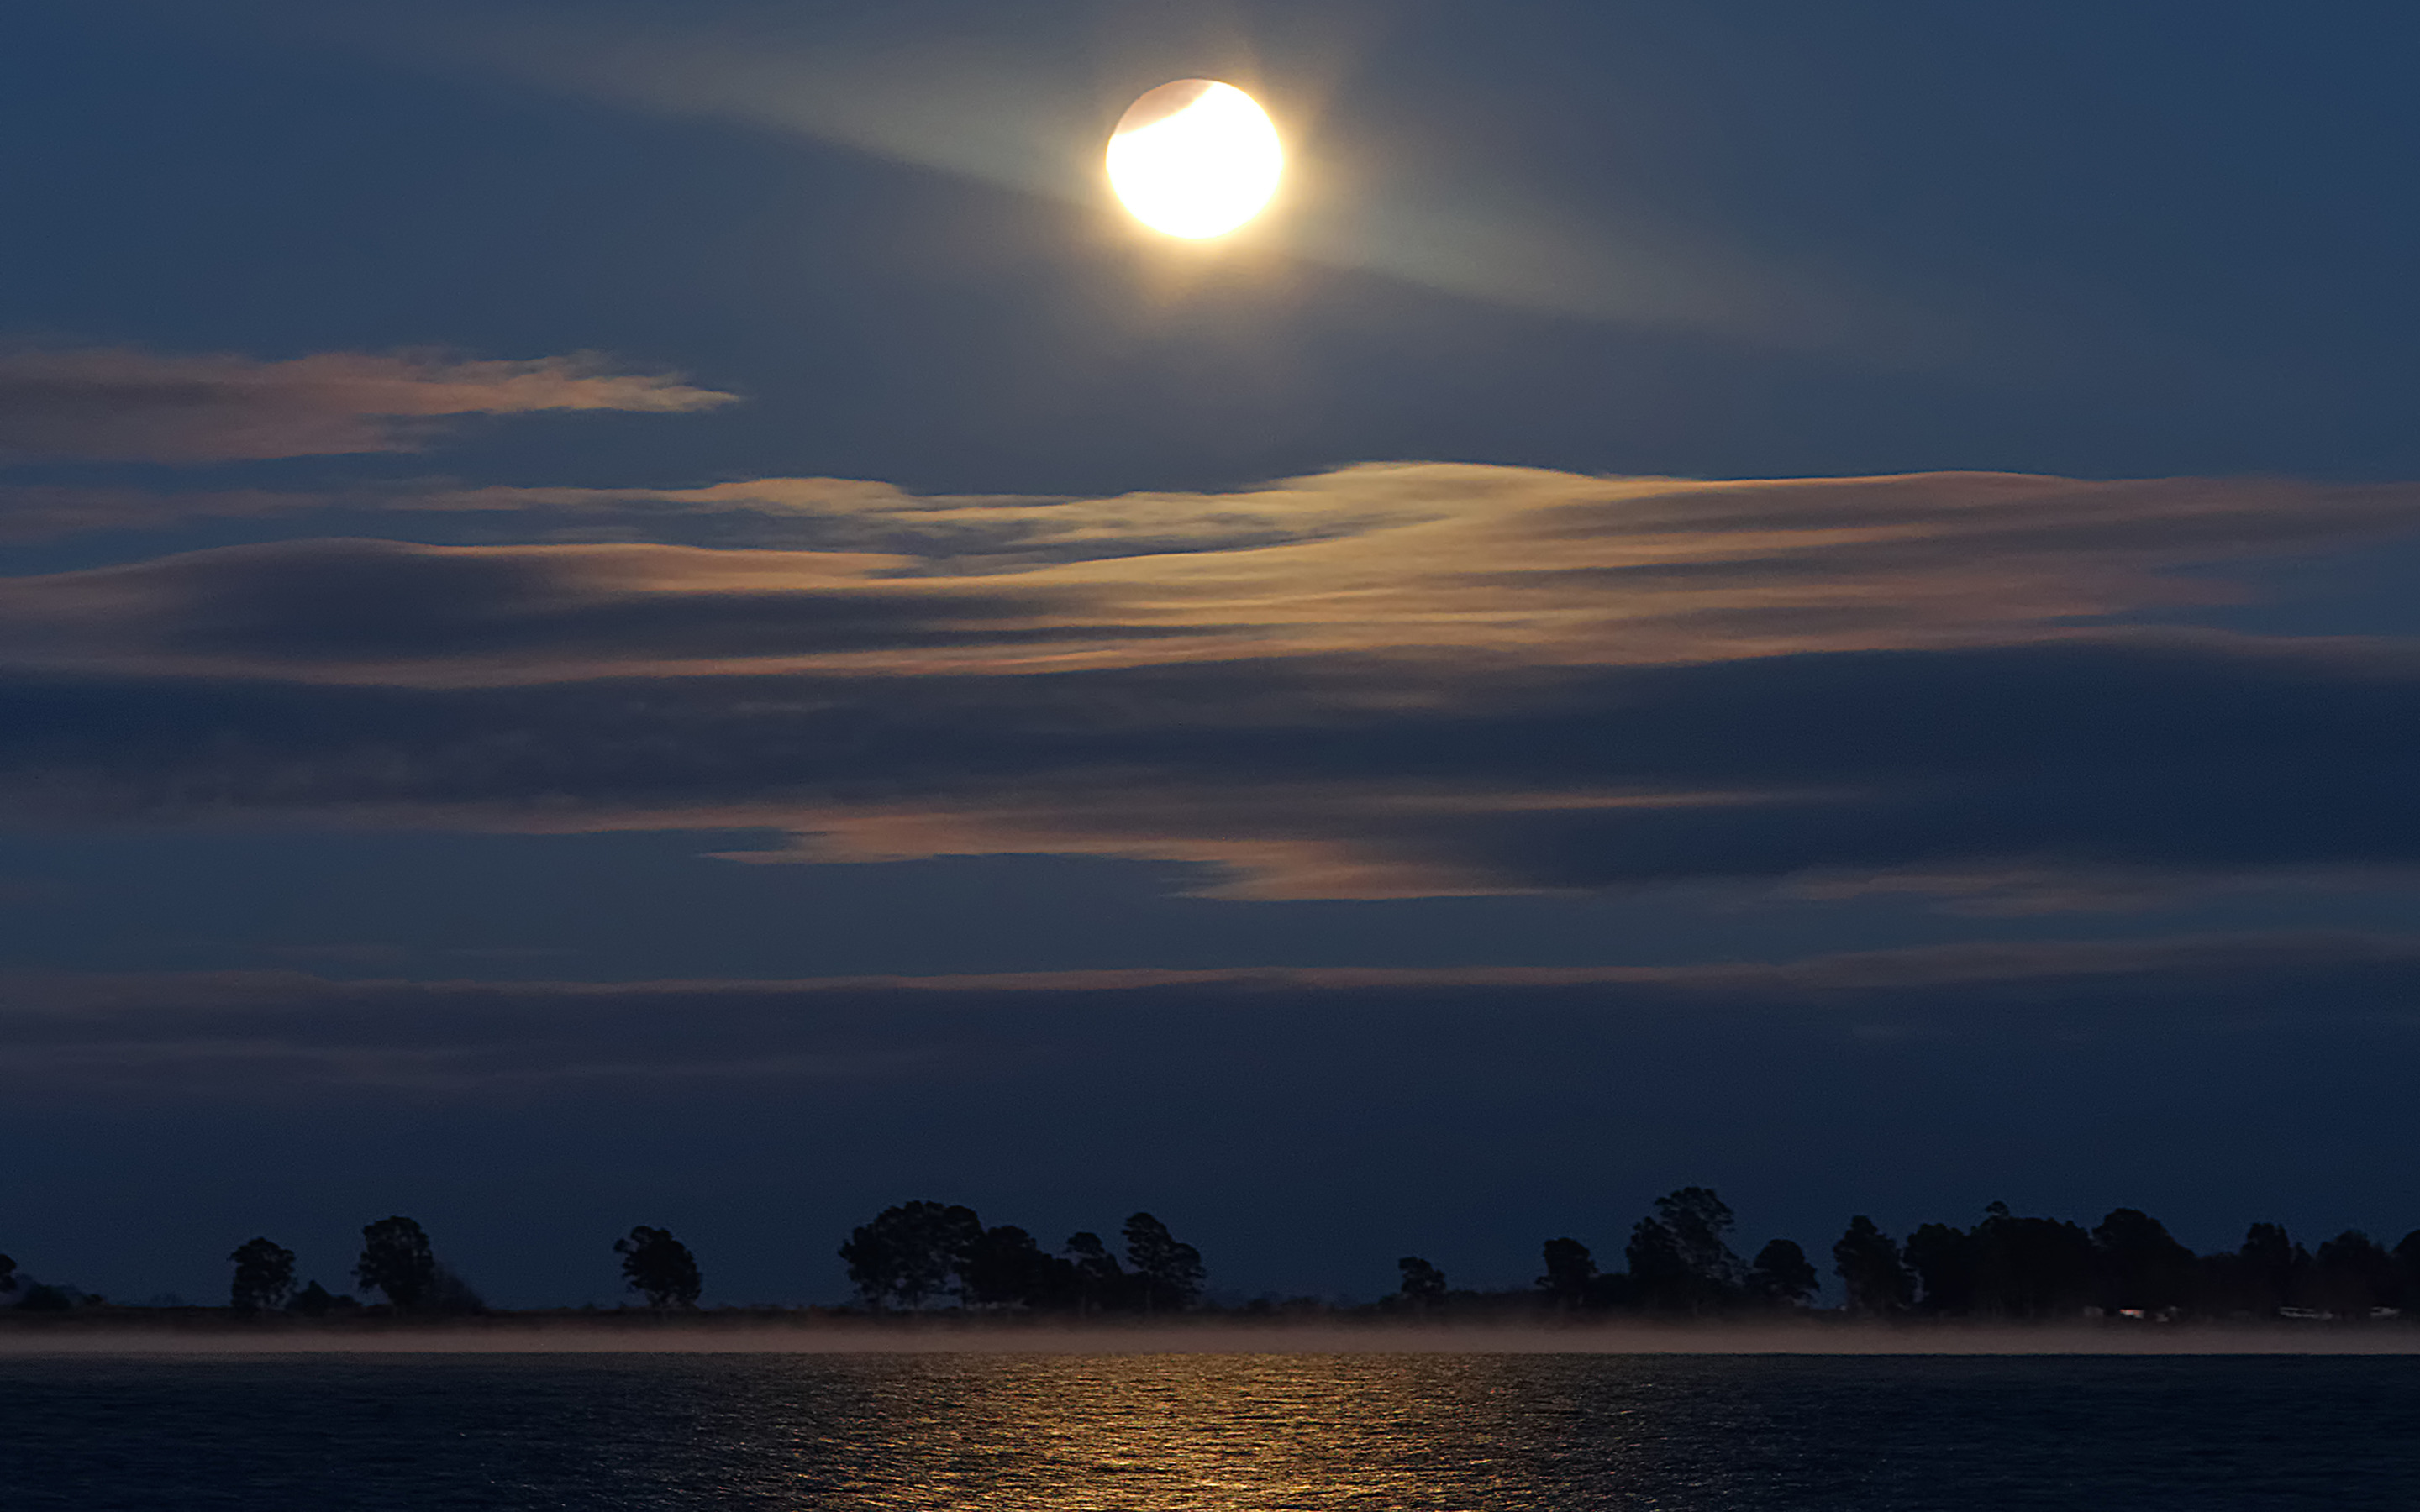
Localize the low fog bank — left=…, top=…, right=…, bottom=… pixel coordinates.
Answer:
left=4, top=1317, right=2417, bottom=1357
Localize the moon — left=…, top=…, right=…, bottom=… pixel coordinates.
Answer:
left=1107, top=81, right=1284, bottom=240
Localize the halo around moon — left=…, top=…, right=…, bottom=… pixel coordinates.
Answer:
left=1107, top=81, right=1284, bottom=239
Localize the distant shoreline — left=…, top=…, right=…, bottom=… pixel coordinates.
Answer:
left=5, top=1312, right=2417, bottom=1357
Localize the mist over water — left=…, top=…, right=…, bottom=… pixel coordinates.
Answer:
left=6, top=1320, right=2420, bottom=1356
left=8, top=1352, right=2415, bottom=1509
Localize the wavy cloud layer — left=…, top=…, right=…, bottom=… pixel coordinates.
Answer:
left=10, top=466, right=2417, bottom=680
left=4, top=465, right=2418, bottom=901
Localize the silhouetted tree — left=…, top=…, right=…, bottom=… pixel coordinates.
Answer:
left=1123, top=1212, right=1206, bottom=1313
left=2235, top=1222, right=2311, bottom=1315
left=961, top=1225, right=1065, bottom=1310
left=289, top=1280, right=355, bottom=1317
left=1628, top=1188, right=1744, bottom=1314
left=1903, top=1222, right=1975, bottom=1315
left=1624, top=1219, right=1688, bottom=1310
left=0, top=1251, right=16, bottom=1296
left=2092, top=1209, right=2195, bottom=1313
left=1833, top=1216, right=1912, bottom=1316
left=839, top=1201, right=982, bottom=1311
left=1537, top=1237, right=1596, bottom=1309
left=1970, top=1203, right=2095, bottom=1319
left=1747, top=1239, right=1819, bottom=1305
left=228, top=1237, right=296, bottom=1314
left=615, top=1226, right=702, bottom=1309
left=1661, top=1189, right=1746, bottom=1289
left=428, top=1267, right=487, bottom=1315
left=2312, top=1231, right=2396, bottom=1318
left=1397, top=1256, right=1447, bottom=1308
left=1064, top=1231, right=1123, bottom=1315
left=2396, top=1231, right=2420, bottom=1310
left=354, top=1216, right=438, bottom=1311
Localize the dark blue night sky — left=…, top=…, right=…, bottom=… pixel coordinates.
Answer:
left=3, top=0, right=2417, bottom=1307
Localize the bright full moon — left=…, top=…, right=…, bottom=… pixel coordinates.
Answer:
left=1107, top=81, right=1283, bottom=239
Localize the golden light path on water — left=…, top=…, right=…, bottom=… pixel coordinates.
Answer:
left=757, top=1355, right=1645, bottom=1509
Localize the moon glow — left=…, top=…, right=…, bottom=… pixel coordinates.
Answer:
left=1107, top=81, right=1284, bottom=239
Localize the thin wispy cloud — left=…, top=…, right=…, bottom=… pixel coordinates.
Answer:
left=0, top=347, right=735, bottom=465
left=4, top=931, right=2414, bottom=1095
left=0, top=484, right=334, bottom=543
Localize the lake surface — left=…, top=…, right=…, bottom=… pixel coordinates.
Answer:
left=4, top=1352, right=2415, bottom=1509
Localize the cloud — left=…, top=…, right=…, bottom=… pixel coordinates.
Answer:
left=4, top=465, right=2420, bottom=900
left=0, top=537, right=1163, bottom=680
left=0, top=347, right=736, bottom=465
left=3, top=931, right=2415, bottom=1095
left=2, top=638, right=2418, bottom=903
left=11, top=467, right=2420, bottom=681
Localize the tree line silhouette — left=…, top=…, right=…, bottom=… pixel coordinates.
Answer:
left=1475, top=1189, right=2420, bottom=1322
left=840, top=1203, right=1206, bottom=1315
left=0, top=1218, right=707, bottom=1317
left=6, top=1189, right=2417, bottom=1321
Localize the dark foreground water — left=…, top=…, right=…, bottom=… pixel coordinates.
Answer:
left=4, top=1352, right=2416, bottom=1509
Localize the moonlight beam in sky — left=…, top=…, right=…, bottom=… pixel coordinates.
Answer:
left=1107, top=81, right=1284, bottom=239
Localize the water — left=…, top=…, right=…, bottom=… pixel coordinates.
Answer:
left=3, top=1352, right=2415, bottom=1509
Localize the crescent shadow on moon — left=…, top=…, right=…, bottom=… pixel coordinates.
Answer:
left=1114, top=79, right=1220, bottom=135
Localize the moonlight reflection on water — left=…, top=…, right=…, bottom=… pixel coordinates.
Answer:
left=808, top=1353, right=1609, bottom=1509
left=6, top=1352, right=2417, bottom=1509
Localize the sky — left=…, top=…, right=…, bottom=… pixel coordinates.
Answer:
left=3, top=0, right=2418, bottom=1309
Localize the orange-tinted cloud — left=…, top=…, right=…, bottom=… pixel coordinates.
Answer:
left=0, top=346, right=735, bottom=464
left=8, top=466, right=2419, bottom=685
